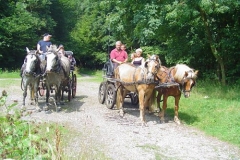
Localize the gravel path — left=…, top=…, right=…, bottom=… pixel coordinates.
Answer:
left=1, top=77, right=240, bottom=160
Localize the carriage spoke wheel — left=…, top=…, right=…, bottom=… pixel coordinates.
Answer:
left=68, top=81, right=72, bottom=102
left=130, top=92, right=139, bottom=105
left=105, top=83, right=116, bottom=109
left=72, top=74, right=77, bottom=98
left=98, top=82, right=106, bottom=104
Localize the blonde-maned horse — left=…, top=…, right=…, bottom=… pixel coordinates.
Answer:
left=44, top=45, right=70, bottom=109
left=154, top=64, right=198, bottom=124
left=21, top=48, right=41, bottom=111
left=115, top=55, right=161, bottom=126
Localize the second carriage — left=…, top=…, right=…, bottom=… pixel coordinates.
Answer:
left=98, top=60, right=139, bottom=109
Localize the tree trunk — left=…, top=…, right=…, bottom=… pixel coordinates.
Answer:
left=199, top=7, right=226, bottom=85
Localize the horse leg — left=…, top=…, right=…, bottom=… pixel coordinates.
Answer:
left=22, top=86, right=27, bottom=109
left=30, top=85, right=35, bottom=105
left=116, top=86, right=125, bottom=117
left=44, top=87, right=50, bottom=111
left=174, top=95, right=181, bottom=124
left=138, top=90, right=147, bottom=126
left=34, top=82, right=41, bottom=112
left=119, top=89, right=128, bottom=116
left=156, top=90, right=162, bottom=112
left=159, top=94, right=168, bottom=123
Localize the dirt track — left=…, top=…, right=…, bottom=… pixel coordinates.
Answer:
left=1, top=77, right=240, bottom=160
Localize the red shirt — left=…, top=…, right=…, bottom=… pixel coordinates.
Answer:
left=110, top=49, right=128, bottom=62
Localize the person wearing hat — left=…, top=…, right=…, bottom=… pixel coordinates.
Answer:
left=37, top=33, right=52, bottom=60
left=57, top=44, right=65, bottom=57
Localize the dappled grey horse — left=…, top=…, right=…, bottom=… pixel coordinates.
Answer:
left=44, top=45, right=70, bottom=109
left=21, top=47, right=41, bottom=111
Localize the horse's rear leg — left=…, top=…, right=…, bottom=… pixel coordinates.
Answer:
left=156, top=91, right=162, bottom=112
left=174, top=96, right=181, bottom=124
left=159, top=95, right=167, bottom=123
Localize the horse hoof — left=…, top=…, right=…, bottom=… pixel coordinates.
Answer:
left=35, top=107, right=42, bottom=112
left=141, top=122, right=148, bottom=127
left=56, top=107, right=61, bottom=112
left=119, top=109, right=124, bottom=117
left=43, top=106, right=48, bottom=111
left=21, top=106, right=27, bottom=112
left=174, top=118, right=181, bottom=125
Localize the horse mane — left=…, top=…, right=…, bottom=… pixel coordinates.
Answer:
left=173, top=64, right=195, bottom=82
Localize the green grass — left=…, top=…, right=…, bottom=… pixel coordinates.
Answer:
left=77, top=68, right=104, bottom=82
left=0, top=70, right=20, bottom=78
left=164, top=80, right=240, bottom=147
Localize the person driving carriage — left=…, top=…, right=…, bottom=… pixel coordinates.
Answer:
left=37, top=33, right=52, bottom=60
left=110, top=41, right=128, bottom=70
left=68, top=54, right=76, bottom=70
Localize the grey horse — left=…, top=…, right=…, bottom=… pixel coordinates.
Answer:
left=21, top=47, right=41, bottom=111
left=44, top=45, right=70, bottom=109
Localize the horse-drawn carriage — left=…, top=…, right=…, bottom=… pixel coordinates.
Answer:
left=98, top=59, right=139, bottom=109
left=98, top=55, right=198, bottom=125
left=21, top=46, right=77, bottom=111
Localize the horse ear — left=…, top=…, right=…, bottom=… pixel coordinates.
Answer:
left=26, top=47, right=30, bottom=54
left=194, top=70, right=199, bottom=76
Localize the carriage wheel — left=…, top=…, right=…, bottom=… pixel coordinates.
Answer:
left=68, top=81, right=72, bottom=102
left=105, top=83, right=116, bottom=109
left=38, top=81, right=45, bottom=96
left=130, top=93, right=139, bottom=105
left=98, top=82, right=106, bottom=104
left=72, top=74, right=77, bottom=98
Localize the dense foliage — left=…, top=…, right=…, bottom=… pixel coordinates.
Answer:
left=0, top=0, right=239, bottom=85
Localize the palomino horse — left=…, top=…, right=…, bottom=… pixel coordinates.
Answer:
left=155, top=64, right=198, bottom=124
left=44, top=45, right=70, bottom=108
left=21, top=47, right=41, bottom=111
left=115, top=55, right=161, bottom=126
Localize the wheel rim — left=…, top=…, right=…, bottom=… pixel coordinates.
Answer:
left=98, top=83, right=105, bottom=103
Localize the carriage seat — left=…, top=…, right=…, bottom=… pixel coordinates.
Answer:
left=102, top=59, right=114, bottom=77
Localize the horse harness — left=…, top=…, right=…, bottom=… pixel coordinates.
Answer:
left=116, top=59, right=160, bottom=93
left=156, top=67, right=195, bottom=94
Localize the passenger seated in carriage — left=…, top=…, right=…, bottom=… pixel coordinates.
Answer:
left=109, top=41, right=128, bottom=72
left=67, top=53, right=76, bottom=71
left=57, top=44, right=65, bottom=57
left=131, top=48, right=144, bottom=67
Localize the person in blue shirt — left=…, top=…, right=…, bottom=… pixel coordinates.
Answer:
left=37, top=33, right=52, bottom=60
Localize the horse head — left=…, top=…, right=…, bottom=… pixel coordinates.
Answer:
left=24, top=47, right=39, bottom=75
left=45, top=45, right=60, bottom=73
left=144, top=54, right=161, bottom=82
left=173, top=64, right=198, bottom=98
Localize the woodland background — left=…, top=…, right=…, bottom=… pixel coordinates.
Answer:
left=0, top=0, right=240, bottom=85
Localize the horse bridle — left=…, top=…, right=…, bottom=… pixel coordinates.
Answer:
left=180, top=73, right=196, bottom=93
left=23, top=54, right=39, bottom=76
left=45, top=52, right=61, bottom=73
left=145, top=58, right=161, bottom=76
